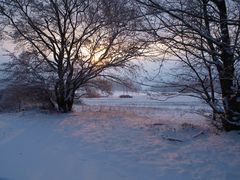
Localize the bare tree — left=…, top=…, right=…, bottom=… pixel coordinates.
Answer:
left=136, top=0, right=240, bottom=130
left=0, top=0, right=147, bottom=112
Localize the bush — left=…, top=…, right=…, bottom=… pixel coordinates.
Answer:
left=85, top=88, right=101, bottom=98
left=119, top=94, right=133, bottom=98
left=0, top=84, right=55, bottom=112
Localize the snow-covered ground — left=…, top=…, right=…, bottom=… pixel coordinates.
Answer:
left=0, top=94, right=240, bottom=180
left=82, top=92, right=208, bottom=109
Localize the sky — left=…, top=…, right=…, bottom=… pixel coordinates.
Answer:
left=0, top=40, right=15, bottom=63
left=0, top=39, right=178, bottom=91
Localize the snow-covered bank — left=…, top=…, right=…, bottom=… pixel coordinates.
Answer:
left=0, top=102, right=239, bottom=180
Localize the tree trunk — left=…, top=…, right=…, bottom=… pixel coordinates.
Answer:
left=56, top=97, right=74, bottom=113
left=216, top=44, right=240, bottom=131
left=218, top=53, right=240, bottom=130
left=213, top=0, right=240, bottom=131
left=221, top=89, right=240, bottom=131
left=55, top=81, right=75, bottom=113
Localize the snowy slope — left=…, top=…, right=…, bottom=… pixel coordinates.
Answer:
left=0, top=97, right=239, bottom=180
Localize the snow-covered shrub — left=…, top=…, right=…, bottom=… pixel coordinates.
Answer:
left=0, top=84, right=55, bottom=112
left=119, top=95, right=133, bottom=98
left=76, top=78, right=113, bottom=99
left=84, top=88, right=101, bottom=98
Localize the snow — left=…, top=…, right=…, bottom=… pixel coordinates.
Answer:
left=82, top=92, right=208, bottom=110
left=0, top=95, right=240, bottom=180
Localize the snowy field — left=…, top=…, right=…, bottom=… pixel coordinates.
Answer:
left=0, top=94, right=240, bottom=180
left=81, top=92, right=209, bottom=110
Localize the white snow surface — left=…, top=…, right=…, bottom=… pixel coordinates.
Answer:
left=0, top=94, right=240, bottom=180
left=82, top=92, right=208, bottom=109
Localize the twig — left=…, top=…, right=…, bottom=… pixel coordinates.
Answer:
left=161, top=135, right=184, bottom=142
left=192, top=131, right=204, bottom=138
